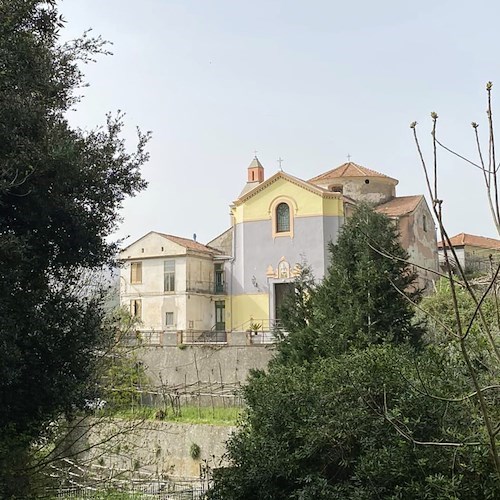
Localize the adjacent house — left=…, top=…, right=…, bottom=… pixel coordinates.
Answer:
left=438, top=232, right=500, bottom=274
left=119, top=232, right=229, bottom=344
left=120, top=159, right=439, bottom=344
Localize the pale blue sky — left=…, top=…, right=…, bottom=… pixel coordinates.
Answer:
left=60, top=0, right=500, bottom=245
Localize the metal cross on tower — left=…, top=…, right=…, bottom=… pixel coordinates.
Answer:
left=277, top=157, right=284, bottom=170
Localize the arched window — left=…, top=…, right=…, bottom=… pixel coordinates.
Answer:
left=276, top=202, right=290, bottom=233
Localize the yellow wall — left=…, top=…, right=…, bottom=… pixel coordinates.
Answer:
left=233, top=177, right=343, bottom=223
left=230, top=294, right=269, bottom=331
left=322, top=197, right=344, bottom=217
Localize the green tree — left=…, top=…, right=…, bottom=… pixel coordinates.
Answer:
left=277, top=204, right=422, bottom=365
left=100, top=309, right=150, bottom=412
left=410, top=89, right=500, bottom=475
left=420, top=279, right=500, bottom=371
left=211, top=347, right=499, bottom=499
left=0, top=1, right=149, bottom=496
left=209, top=206, right=500, bottom=499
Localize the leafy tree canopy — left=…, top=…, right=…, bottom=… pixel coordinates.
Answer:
left=209, top=205, right=500, bottom=499
left=277, top=204, right=422, bottom=365
left=0, top=1, right=149, bottom=496
left=211, top=346, right=498, bottom=499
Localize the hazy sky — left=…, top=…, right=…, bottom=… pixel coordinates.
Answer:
left=59, top=0, right=500, bottom=246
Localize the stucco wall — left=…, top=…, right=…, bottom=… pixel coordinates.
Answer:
left=120, top=255, right=187, bottom=297
left=120, top=252, right=188, bottom=331
left=67, top=418, right=235, bottom=481
left=233, top=215, right=342, bottom=296
left=341, top=178, right=396, bottom=204
left=186, top=256, right=215, bottom=292
left=323, top=215, right=345, bottom=269
left=120, top=237, right=218, bottom=332
left=230, top=215, right=342, bottom=328
left=186, top=294, right=217, bottom=331
left=398, top=201, right=439, bottom=290
left=312, top=177, right=396, bottom=205
left=140, top=343, right=274, bottom=386
left=135, top=294, right=187, bottom=332
left=121, top=232, right=188, bottom=260
left=207, top=228, right=233, bottom=256
left=232, top=176, right=343, bottom=224
left=463, top=245, right=500, bottom=273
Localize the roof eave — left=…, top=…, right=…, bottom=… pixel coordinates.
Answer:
left=233, top=171, right=342, bottom=205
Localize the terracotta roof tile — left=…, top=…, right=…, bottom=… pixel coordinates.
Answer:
left=438, top=233, right=500, bottom=250
left=374, top=195, right=424, bottom=217
left=158, top=233, right=221, bottom=254
left=309, top=162, right=397, bottom=183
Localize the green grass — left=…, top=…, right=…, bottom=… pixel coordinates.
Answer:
left=102, top=405, right=241, bottom=426
left=168, top=405, right=241, bottom=425
left=61, top=495, right=146, bottom=499
left=53, top=492, right=146, bottom=499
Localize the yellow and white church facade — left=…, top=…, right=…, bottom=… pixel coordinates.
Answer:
left=119, top=159, right=438, bottom=344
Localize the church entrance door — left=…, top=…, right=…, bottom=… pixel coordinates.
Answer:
left=274, top=283, right=294, bottom=324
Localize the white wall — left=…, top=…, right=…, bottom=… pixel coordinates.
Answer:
left=119, top=233, right=221, bottom=336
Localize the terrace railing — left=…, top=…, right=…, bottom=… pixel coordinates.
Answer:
left=181, top=329, right=228, bottom=344
left=186, top=280, right=227, bottom=294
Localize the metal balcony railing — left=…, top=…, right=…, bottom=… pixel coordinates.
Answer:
left=185, top=280, right=227, bottom=294
left=233, top=318, right=284, bottom=345
left=182, top=330, right=227, bottom=344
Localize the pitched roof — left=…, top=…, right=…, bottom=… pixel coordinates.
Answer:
left=309, top=162, right=398, bottom=184
left=248, top=156, right=263, bottom=169
left=438, top=233, right=500, bottom=250
left=238, top=181, right=260, bottom=198
left=157, top=233, right=221, bottom=254
left=234, top=170, right=340, bottom=204
left=375, top=195, right=424, bottom=217
left=120, top=231, right=221, bottom=255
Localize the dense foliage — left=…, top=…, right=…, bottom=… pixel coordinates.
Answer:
left=0, top=1, right=148, bottom=496
left=100, top=312, right=150, bottom=412
left=209, top=206, right=500, bottom=499
left=276, top=204, right=422, bottom=365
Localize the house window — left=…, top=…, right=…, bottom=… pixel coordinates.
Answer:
left=215, top=301, right=225, bottom=331
left=423, top=214, right=428, bottom=232
left=215, top=263, right=225, bottom=293
left=130, top=299, right=142, bottom=319
left=276, top=203, right=290, bottom=233
left=130, top=262, right=142, bottom=284
left=164, top=260, right=175, bottom=292
left=165, top=312, right=174, bottom=327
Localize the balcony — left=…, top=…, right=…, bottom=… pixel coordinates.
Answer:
left=185, top=280, right=227, bottom=295
left=235, top=318, right=284, bottom=345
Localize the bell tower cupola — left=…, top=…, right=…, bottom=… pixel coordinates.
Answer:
left=238, top=156, right=265, bottom=198
left=247, top=156, right=264, bottom=183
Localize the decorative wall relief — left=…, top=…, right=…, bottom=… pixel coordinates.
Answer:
left=266, top=257, right=301, bottom=279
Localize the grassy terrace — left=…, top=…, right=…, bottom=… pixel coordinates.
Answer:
left=54, top=494, right=145, bottom=500
left=98, top=405, right=242, bottom=426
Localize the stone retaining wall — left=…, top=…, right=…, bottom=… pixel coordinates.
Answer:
left=66, top=418, right=235, bottom=481
left=140, top=340, right=274, bottom=386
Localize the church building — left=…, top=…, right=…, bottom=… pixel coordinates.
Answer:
left=119, top=159, right=438, bottom=344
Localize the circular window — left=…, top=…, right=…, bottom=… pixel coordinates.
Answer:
left=365, top=179, right=370, bottom=184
